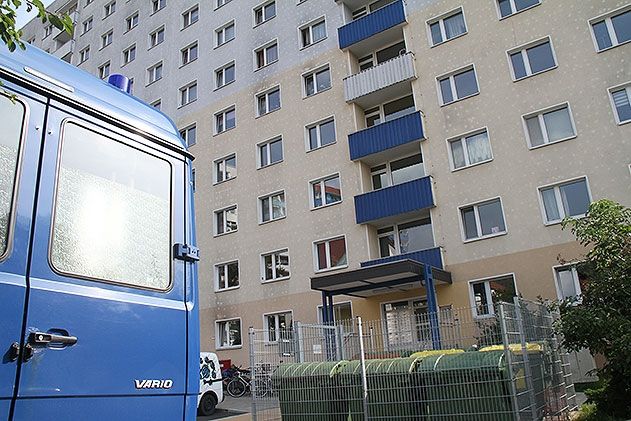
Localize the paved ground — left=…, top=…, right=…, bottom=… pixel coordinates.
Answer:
left=197, top=396, right=251, bottom=420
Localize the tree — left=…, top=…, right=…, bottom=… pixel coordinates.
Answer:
left=557, top=199, right=631, bottom=418
left=0, top=0, right=73, bottom=52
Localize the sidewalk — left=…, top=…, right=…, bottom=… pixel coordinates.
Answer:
left=197, top=396, right=251, bottom=421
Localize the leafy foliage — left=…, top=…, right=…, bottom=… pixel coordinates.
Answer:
left=556, top=200, right=631, bottom=418
left=0, top=0, right=73, bottom=51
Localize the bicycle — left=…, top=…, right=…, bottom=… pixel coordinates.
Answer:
left=225, top=366, right=273, bottom=398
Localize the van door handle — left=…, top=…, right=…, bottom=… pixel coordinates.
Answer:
left=29, top=332, right=78, bottom=346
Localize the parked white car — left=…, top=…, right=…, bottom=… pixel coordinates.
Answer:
left=198, top=352, right=224, bottom=416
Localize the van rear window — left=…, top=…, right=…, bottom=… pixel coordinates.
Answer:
left=50, top=122, right=172, bottom=290
left=0, top=96, right=25, bottom=258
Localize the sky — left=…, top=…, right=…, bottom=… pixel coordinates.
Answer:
left=16, top=0, right=55, bottom=30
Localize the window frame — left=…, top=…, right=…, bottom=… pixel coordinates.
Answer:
left=263, top=310, right=293, bottom=343
left=253, top=0, right=276, bottom=27
left=552, top=264, right=583, bottom=301
left=78, top=46, right=90, bottom=63
left=436, top=64, right=479, bottom=106
left=215, top=20, right=235, bottom=48
left=125, top=11, right=139, bottom=32
left=182, top=4, right=199, bottom=29
left=215, top=318, right=242, bottom=350
left=178, top=81, right=198, bottom=107
left=255, top=85, right=281, bottom=117
left=305, top=116, right=336, bottom=151
left=214, top=205, right=238, bottom=236
left=151, top=0, right=166, bottom=14
left=179, top=123, right=196, bottom=147
left=260, top=249, right=291, bottom=283
left=495, top=0, right=541, bottom=20
left=607, top=81, right=631, bottom=125
left=147, top=61, right=163, bottom=85
left=377, top=215, right=435, bottom=258
left=458, top=197, right=507, bottom=243
left=312, top=235, right=348, bottom=273
left=521, top=102, right=577, bottom=149
left=82, top=16, right=93, bottom=34
left=150, top=99, right=161, bottom=109
left=104, top=1, right=116, bottom=18
left=299, top=16, right=327, bottom=49
left=506, top=36, right=558, bottom=81
left=302, top=64, right=331, bottom=97
left=214, top=105, right=236, bottom=135
left=257, top=135, right=284, bottom=169
left=215, top=61, right=236, bottom=90
left=149, top=26, right=165, bottom=49
left=369, top=152, right=425, bottom=191
left=446, top=127, right=493, bottom=171
left=215, top=0, right=232, bottom=10
left=253, top=39, right=279, bottom=70
left=101, top=29, right=113, bottom=49
left=426, top=6, right=468, bottom=47
left=309, top=173, right=342, bottom=209
left=468, top=273, right=518, bottom=318
left=537, top=176, right=592, bottom=225
left=214, top=260, right=240, bottom=292
left=213, top=153, right=237, bottom=184
left=258, top=190, right=287, bottom=224
left=588, top=5, right=631, bottom=52
left=180, top=41, right=199, bottom=67
left=122, top=43, right=136, bottom=66
left=98, top=61, right=111, bottom=79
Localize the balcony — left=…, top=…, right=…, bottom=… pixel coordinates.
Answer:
left=354, top=176, right=434, bottom=225
left=53, top=40, right=74, bottom=63
left=338, top=0, right=406, bottom=52
left=344, top=52, right=416, bottom=107
left=361, top=247, right=444, bottom=270
left=349, top=111, right=424, bottom=163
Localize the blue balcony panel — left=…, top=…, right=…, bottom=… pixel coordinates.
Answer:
left=361, top=247, right=443, bottom=270
left=354, top=176, right=434, bottom=225
left=349, top=111, right=424, bottom=162
left=338, top=0, right=406, bottom=50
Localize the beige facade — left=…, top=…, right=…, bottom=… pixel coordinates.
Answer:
left=22, top=0, right=631, bottom=366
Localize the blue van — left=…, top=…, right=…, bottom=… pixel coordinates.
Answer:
left=0, top=44, right=199, bottom=420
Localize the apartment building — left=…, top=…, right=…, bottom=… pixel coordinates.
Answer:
left=22, top=0, right=631, bottom=365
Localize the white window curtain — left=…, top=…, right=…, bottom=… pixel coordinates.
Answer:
left=465, top=132, right=492, bottom=163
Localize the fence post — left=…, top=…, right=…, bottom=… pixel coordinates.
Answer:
left=514, top=298, right=538, bottom=419
left=296, top=322, right=304, bottom=363
left=249, top=327, right=258, bottom=421
left=336, top=324, right=345, bottom=361
left=498, top=303, right=521, bottom=420
left=357, top=316, right=369, bottom=419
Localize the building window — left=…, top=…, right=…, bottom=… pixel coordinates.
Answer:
left=179, top=82, right=197, bottom=106
left=147, top=62, right=163, bottom=84
left=215, top=206, right=237, bottom=235
left=149, top=26, right=165, bottom=48
left=215, top=319, right=242, bottom=349
left=254, top=1, right=276, bottom=26
left=82, top=16, right=93, bottom=34
left=101, top=30, right=113, bottom=48
left=303, top=65, right=331, bottom=97
left=126, top=12, right=139, bottom=31
left=182, top=5, right=199, bottom=28
left=364, top=95, right=416, bottom=127
left=215, top=154, right=236, bottom=183
left=357, top=40, right=407, bottom=72
left=310, top=174, right=341, bottom=208
left=43, top=24, right=53, bottom=38
left=590, top=6, right=631, bottom=52
left=460, top=198, right=506, bottom=241
left=300, top=17, right=326, bottom=48
left=179, top=124, right=196, bottom=147
left=259, top=191, right=286, bottom=223
left=258, top=137, right=283, bottom=168
left=122, top=44, right=136, bottom=65
left=508, top=38, right=557, bottom=81
left=254, top=41, right=278, bottom=69
left=215, top=261, right=239, bottom=291
left=79, top=46, right=90, bottom=63
left=378, top=216, right=434, bottom=257
left=539, top=178, right=591, bottom=225
left=215, top=107, right=236, bottom=134
left=554, top=265, right=585, bottom=300
left=261, top=249, right=290, bottom=282
left=523, top=103, right=575, bottom=148
left=371, top=154, right=424, bottom=190
left=152, top=0, right=166, bottom=13
left=128, top=78, right=134, bottom=95
left=215, top=62, right=235, bottom=89
left=85, top=0, right=93, bottom=5
left=104, top=1, right=116, bottom=17
left=318, top=302, right=352, bottom=324
left=448, top=128, right=493, bottom=170
left=98, top=61, right=110, bottom=79
left=306, top=118, right=335, bottom=150
left=497, top=0, right=539, bottom=19
left=151, top=99, right=161, bottom=110
left=181, top=42, right=198, bottom=66
left=314, top=236, right=347, bottom=271
left=437, top=65, right=479, bottom=105
left=264, top=311, right=292, bottom=342
left=216, top=21, right=235, bottom=47
left=470, top=275, right=517, bottom=317
left=256, top=87, right=281, bottom=116
left=609, top=83, right=631, bottom=124
left=428, top=7, right=467, bottom=46
left=217, top=0, right=232, bottom=8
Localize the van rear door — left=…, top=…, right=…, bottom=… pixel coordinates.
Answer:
left=12, top=103, right=189, bottom=420
left=0, top=83, right=46, bottom=420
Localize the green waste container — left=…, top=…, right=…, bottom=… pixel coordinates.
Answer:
left=271, top=361, right=348, bottom=421
left=339, top=358, right=423, bottom=420
left=414, top=351, right=514, bottom=421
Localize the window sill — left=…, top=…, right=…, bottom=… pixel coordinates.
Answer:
left=253, top=15, right=276, bottom=29
left=259, top=215, right=287, bottom=226
left=213, top=126, right=236, bottom=137
left=440, top=91, right=480, bottom=107
left=430, top=31, right=468, bottom=48
left=311, top=200, right=342, bottom=211
left=463, top=231, right=507, bottom=244
left=472, top=312, right=496, bottom=320
left=256, top=107, right=281, bottom=119
left=124, top=27, right=137, bottom=34
left=512, top=65, right=558, bottom=82
left=150, top=7, right=166, bottom=17
left=300, top=37, right=327, bottom=51
left=214, top=229, right=238, bottom=238
left=214, top=80, right=236, bottom=91
left=177, top=98, right=197, bottom=109
left=528, top=134, right=576, bottom=150
left=148, top=42, right=164, bottom=51
left=257, top=159, right=284, bottom=170
left=306, top=141, right=336, bottom=153
left=179, top=57, right=198, bottom=69
left=99, top=44, right=111, bottom=51
left=498, top=2, right=541, bottom=21
left=146, top=78, right=163, bottom=88
left=543, top=214, right=585, bottom=226
left=216, top=345, right=242, bottom=350
left=615, top=118, right=631, bottom=126
left=213, top=176, right=236, bottom=186
left=596, top=39, right=631, bottom=53
left=451, top=158, right=493, bottom=172
left=314, top=264, right=348, bottom=274
left=181, top=21, right=198, bottom=31
left=215, top=285, right=240, bottom=293
left=254, top=59, right=279, bottom=73
left=303, top=86, right=332, bottom=99
left=261, top=276, right=290, bottom=284
left=214, top=38, right=235, bottom=50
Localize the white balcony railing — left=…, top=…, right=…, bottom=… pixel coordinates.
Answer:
left=343, top=52, right=416, bottom=102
